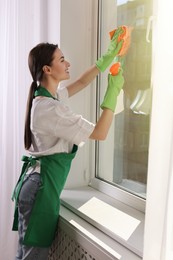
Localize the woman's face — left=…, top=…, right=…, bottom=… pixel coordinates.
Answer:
left=49, top=48, right=70, bottom=82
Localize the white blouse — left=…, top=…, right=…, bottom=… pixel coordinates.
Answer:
left=29, top=87, right=95, bottom=157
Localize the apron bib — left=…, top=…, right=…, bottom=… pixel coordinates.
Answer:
left=12, top=86, right=78, bottom=247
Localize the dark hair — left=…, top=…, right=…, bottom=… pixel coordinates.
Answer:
left=24, top=43, right=58, bottom=150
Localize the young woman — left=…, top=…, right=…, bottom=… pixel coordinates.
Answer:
left=12, top=27, right=124, bottom=260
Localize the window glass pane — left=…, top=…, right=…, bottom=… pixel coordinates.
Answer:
left=96, top=0, right=153, bottom=199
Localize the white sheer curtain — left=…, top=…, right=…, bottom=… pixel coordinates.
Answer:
left=143, top=0, right=173, bottom=259
left=0, top=1, right=60, bottom=259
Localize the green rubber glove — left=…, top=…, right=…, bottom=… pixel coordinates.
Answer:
left=100, top=69, right=124, bottom=112
left=95, top=27, right=123, bottom=72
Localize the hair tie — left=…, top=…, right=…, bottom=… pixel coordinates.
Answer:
left=32, top=80, right=38, bottom=89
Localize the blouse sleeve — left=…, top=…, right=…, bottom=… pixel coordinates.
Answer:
left=32, top=98, right=95, bottom=146
left=57, top=86, right=69, bottom=101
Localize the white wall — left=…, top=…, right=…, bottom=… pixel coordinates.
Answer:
left=60, top=0, right=98, bottom=188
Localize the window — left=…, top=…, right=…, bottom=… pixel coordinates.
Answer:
left=94, top=0, right=153, bottom=200
left=60, top=2, right=147, bottom=256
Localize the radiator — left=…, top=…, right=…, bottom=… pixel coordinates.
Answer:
left=48, top=226, right=96, bottom=260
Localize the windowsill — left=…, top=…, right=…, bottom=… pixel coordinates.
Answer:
left=60, top=185, right=145, bottom=258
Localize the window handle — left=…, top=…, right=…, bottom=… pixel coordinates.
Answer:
left=146, top=16, right=154, bottom=43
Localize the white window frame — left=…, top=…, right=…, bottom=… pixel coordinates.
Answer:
left=89, top=177, right=145, bottom=212
left=89, top=0, right=147, bottom=213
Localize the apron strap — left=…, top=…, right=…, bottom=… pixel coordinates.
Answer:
left=11, top=156, right=39, bottom=202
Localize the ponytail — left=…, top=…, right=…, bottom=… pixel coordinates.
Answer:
left=24, top=81, right=37, bottom=150
left=25, top=42, right=58, bottom=149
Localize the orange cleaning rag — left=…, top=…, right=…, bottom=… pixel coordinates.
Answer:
left=109, top=25, right=132, bottom=56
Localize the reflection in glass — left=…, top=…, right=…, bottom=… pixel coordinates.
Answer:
left=97, top=0, right=153, bottom=198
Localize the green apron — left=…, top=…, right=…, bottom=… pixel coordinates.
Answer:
left=12, top=86, right=78, bottom=247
